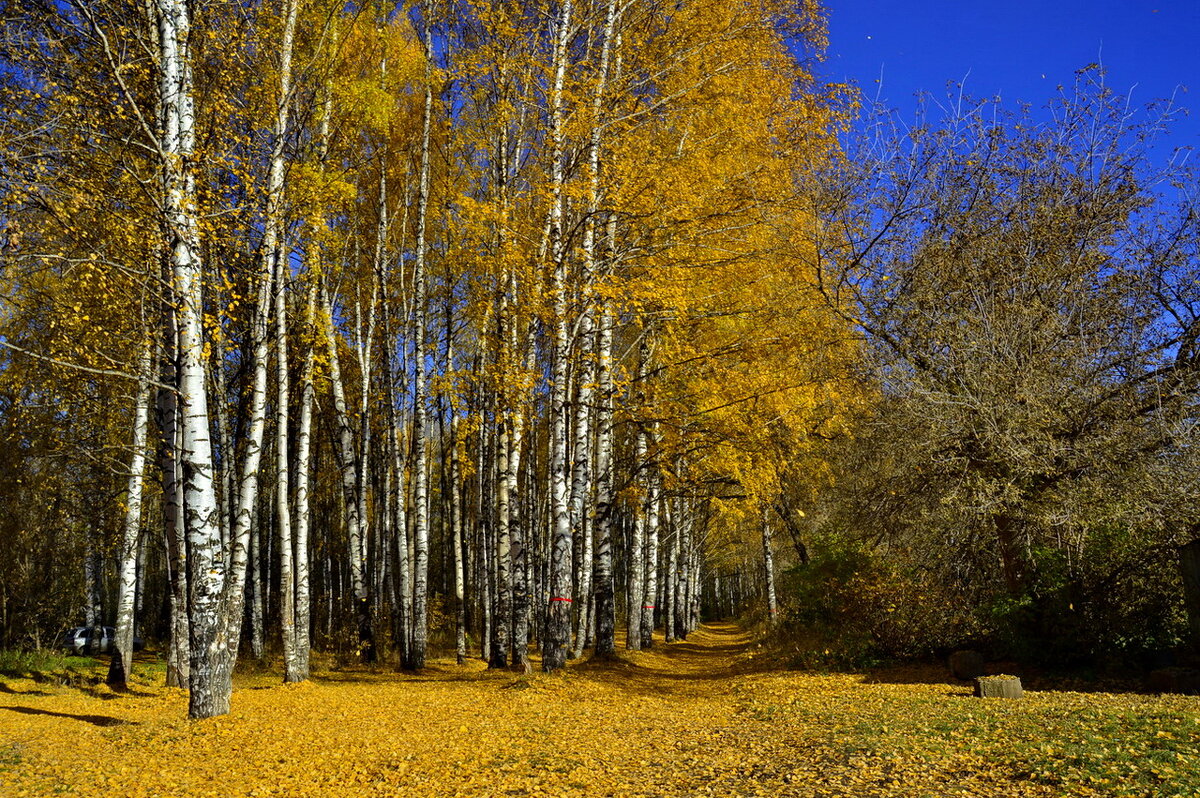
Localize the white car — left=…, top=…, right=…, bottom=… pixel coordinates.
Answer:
left=57, top=626, right=143, bottom=655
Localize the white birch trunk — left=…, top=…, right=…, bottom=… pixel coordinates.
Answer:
left=508, top=398, right=530, bottom=671
left=211, top=348, right=232, bottom=558
left=578, top=0, right=619, bottom=661
left=490, top=401, right=513, bottom=668
left=689, top=543, right=701, bottom=632
left=448, top=341, right=466, bottom=665
left=323, top=283, right=374, bottom=661
left=477, top=419, right=493, bottom=662
left=386, top=353, right=411, bottom=665
left=676, top=492, right=696, bottom=643
left=626, top=343, right=650, bottom=652
left=543, top=0, right=575, bottom=674
left=664, top=526, right=678, bottom=644
left=761, top=508, right=778, bottom=623
left=154, top=0, right=225, bottom=718
left=276, top=246, right=298, bottom=681
left=408, top=0, right=435, bottom=670
left=292, top=283, right=316, bottom=680
left=571, top=490, right=594, bottom=659
left=592, top=301, right=616, bottom=656
left=108, top=340, right=153, bottom=689
left=379, top=192, right=411, bottom=665
left=640, top=467, right=660, bottom=649
left=158, top=328, right=188, bottom=689
left=249, top=522, right=264, bottom=659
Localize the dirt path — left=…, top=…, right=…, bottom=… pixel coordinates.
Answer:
left=2, top=625, right=1197, bottom=796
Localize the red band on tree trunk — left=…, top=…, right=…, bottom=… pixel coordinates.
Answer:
left=550, top=597, right=573, bottom=603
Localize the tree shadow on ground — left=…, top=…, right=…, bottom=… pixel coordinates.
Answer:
left=565, top=622, right=775, bottom=697
left=860, top=660, right=1163, bottom=696
left=1, top=705, right=134, bottom=727
left=249, top=623, right=760, bottom=695
left=0, top=682, right=50, bottom=697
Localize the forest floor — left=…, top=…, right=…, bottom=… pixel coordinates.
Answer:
left=2, top=623, right=1199, bottom=797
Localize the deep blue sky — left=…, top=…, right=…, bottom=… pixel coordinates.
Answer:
left=819, top=0, right=1200, bottom=161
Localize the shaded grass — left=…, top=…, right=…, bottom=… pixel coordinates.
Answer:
left=0, top=649, right=96, bottom=677
left=736, top=670, right=1200, bottom=797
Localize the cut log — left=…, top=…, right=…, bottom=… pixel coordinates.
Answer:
left=974, top=675, right=1023, bottom=699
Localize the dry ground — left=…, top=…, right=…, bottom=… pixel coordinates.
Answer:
left=2, top=623, right=1199, bottom=797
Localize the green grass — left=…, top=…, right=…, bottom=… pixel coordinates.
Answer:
left=0, top=649, right=95, bottom=676
left=0, top=648, right=167, bottom=689
left=818, top=686, right=1200, bottom=797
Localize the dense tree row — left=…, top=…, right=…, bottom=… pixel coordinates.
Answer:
left=7, top=0, right=1195, bottom=719
left=0, top=0, right=854, bottom=717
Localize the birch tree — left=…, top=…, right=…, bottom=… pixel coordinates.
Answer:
left=107, top=339, right=154, bottom=689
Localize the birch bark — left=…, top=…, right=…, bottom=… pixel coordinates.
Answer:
left=761, top=508, right=778, bottom=623
left=108, top=340, right=153, bottom=689
left=323, top=283, right=375, bottom=661
left=543, top=0, right=575, bottom=674
left=158, top=328, right=188, bottom=688
left=408, top=0, right=436, bottom=670
left=276, top=248, right=298, bottom=680
left=640, top=467, right=660, bottom=649
left=154, top=0, right=226, bottom=718
left=291, top=284, right=316, bottom=680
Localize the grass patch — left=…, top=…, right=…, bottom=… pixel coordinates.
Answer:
left=788, top=682, right=1200, bottom=796
left=0, top=649, right=95, bottom=677
left=0, top=648, right=166, bottom=691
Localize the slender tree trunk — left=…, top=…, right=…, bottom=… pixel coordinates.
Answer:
left=572, top=500, right=594, bottom=659
left=543, top=0, right=575, bottom=674
left=507, top=292, right=533, bottom=671
left=626, top=345, right=650, bottom=652
left=158, top=324, right=188, bottom=688
left=664, top=527, right=677, bottom=644
left=379, top=205, right=412, bottom=666
left=291, top=284, right=316, bottom=680
left=204, top=0, right=300, bottom=710
left=475, top=394, right=492, bottom=662
left=155, top=0, right=225, bottom=718
left=323, top=283, right=375, bottom=662
left=276, top=246, right=299, bottom=681
left=449, top=381, right=466, bottom=665
left=479, top=450, right=493, bottom=663
left=406, top=0, right=437, bottom=670
left=568, top=297, right=595, bottom=659
left=568, top=0, right=619, bottom=662
left=761, top=508, right=778, bottom=623
left=490, top=404, right=513, bottom=669
left=676, top=492, right=696, bottom=643
left=84, top=535, right=102, bottom=640
left=592, top=249, right=618, bottom=656
left=509, top=401, right=530, bottom=671
left=109, top=341, right=153, bottom=689
left=249, top=521, right=264, bottom=659
left=640, top=467, right=660, bottom=649
left=211, top=349, right=232, bottom=557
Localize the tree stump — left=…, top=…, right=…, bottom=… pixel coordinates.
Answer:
left=974, top=675, right=1023, bottom=699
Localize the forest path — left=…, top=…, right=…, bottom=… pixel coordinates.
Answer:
left=3, top=625, right=1195, bottom=796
